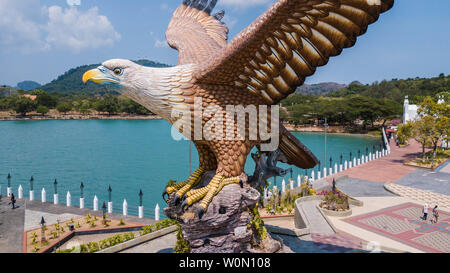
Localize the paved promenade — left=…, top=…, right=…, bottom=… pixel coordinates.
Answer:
left=0, top=197, right=156, bottom=253
left=334, top=141, right=421, bottom=183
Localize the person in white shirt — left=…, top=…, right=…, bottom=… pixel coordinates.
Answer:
left=422, top=204, right=429, bottom=222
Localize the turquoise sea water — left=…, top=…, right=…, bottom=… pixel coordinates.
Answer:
left=0, top=120, right=380, bottom=217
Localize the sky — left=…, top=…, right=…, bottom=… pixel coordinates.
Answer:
left=0, top=0, right=449, bottom=87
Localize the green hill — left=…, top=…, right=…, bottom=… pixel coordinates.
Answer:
left=41, top=59, right=170, bottom=96
left=16, top=81, right=41, bottom=91
left=296, top=82, right=347, bottom=95
left=328, top=73, right=449, bottom=104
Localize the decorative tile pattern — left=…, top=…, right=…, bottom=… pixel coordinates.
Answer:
left=412, top=232, right=450, bottom=253
left=385, top=183, right=450, bottom=208
left=359, top=215, right=417, bottom=234
left=345, top=203, right=450, bottom=253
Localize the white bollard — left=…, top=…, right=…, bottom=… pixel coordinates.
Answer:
left=80, top=197, right=85, bottom=209
left=317, top=171, right=321, bottom=180
left=7, top=187, right=11, bottom=197
left=155, top=204, right=160, bottom=221
left=349, top=161, right=353, bottom=169
left=323, top=167, right=327, bottom=178
left=366, top=155, right=368, bottom=163
left=122, top=199, right=128, bottom=216
left=329, top=168, right=333, bottom=176
left=311, top=171, right=315, bottom=182
left=66, top=191, right=71, bottom=207
left=139, top=206, right=144, bottom=219
left=358, top=158, right=361, bottom=165
left=108, top=201, right=113, bottom=213
left=18, top=185, right=23, bottom=199
left=353, top=158, right=356, bottom=167
left=289, top=179, right=294, bottom=190
left=369, top=153, right=372, bottom=161
left=344, top=161, right=348, bottom=170
left=54, top=193, right=59, bottom=205
left=41, top=188, right=46, bottom=203
left=297, top=175, right=301, bottom=187
left=273, top=185, right=277, bottom=193
left=93, top=195, right=98, bottom=211
left=29, top=190, right=34, bottom=201
left=339, top=164, right=343, bottom=173
left=281, top=179, right=286, bottom=193
left=334, top=163, right=338, bottom=174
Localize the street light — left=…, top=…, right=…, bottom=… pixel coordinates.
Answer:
left=290, top=169, right=293, bottom=180
left=30, top=176, right=34, bottom=191
left=366, top=147, right=369, bottom=156
left=329, top=157, right=333, bottom=169
left=40, top=216, right=46, bottom=243
left=7, top=173, right=11, bottom=188
left=139, top=189, right=143, bottom=207
left=358, top=150, right=361, bottom=159
left=350, top=152, right=353, bottom=161
left=318, top=160, right=321, bottom=172
left=340, top=154, right=343, bottom=165
left=53, top=179, right=58, bottom=195
left=102, top=201, right=107, bottom=220
left=80, top=182, right=84, bottom=199
left=108, top=185, right=112, bottom=202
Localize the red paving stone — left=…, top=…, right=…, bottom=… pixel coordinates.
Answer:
left=344, top=203, right=450, bottom=253
left=329, top=140, right=424, bottom=183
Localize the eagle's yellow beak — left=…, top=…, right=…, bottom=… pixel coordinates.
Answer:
left=82, top=67, right=119, bottom=85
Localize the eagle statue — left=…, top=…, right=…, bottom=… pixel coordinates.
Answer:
left=83, top=0, right=394, bottom=218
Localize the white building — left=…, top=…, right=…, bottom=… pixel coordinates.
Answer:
left=403, top=96, right=419, bottom=124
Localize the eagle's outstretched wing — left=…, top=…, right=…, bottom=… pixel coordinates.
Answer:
left=194, top=0, right=394, bottom=104
left=166, top=0, right=229, bottom=65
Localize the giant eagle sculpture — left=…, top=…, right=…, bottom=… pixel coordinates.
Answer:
left=83, top=0, right=394, bottom=218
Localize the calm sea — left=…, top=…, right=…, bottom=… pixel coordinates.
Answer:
left=0, top=120, right=380, bottom=217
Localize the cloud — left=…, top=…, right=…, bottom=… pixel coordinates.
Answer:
left=44, top=6, right=121, bottom=52
left=0, top=0, right=120, bottom=54
left=66, top=0, right=81, bottom=6
left=154, top=39, right=169, bottom=48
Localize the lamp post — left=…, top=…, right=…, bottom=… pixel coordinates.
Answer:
left=139, top=190, right=144, bottom=219
left=329, top=157, right=333, bottom=170
left=40, top=217, right=46, bottom=243
left=358, top=149, right=361, bottom=159
left=107, top=186, right=112, bottom=213
left=350, top=152, right=353, bottom=161
left=290, top=169, right=293, bottom=180
left=340, top=154, right=343, bottom=165
left=7, top=173, right=11, bottom=196
left=80, top=182, right=84, bottom=198
left=80, top=182, right=85, bottom=209
left=102, top=202, right=107, bottom=225
left=29, top=176, right=34, bottom=201
left=53, top=179, right=58, bottom=205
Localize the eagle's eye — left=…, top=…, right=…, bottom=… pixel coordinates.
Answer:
left=113, top=68, right=123, bottom=75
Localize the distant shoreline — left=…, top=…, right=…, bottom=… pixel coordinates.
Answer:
left=0, top=112, right=380, bottom=138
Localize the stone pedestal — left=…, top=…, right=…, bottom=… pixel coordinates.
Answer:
left=164, top=171, right=282, bottom=253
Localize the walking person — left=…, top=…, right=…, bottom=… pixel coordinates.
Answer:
left=432, top=205, right=439, bottom=224
left=10, top=193, right=16, bottom=209
left=422, top=204, right=429, bottom=223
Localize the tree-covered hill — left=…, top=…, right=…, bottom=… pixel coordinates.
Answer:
left=328, top=73, right=449, bottom=104
left=295, top=82, right=347, bottom=95
left=40, top=59, right=170, bottom=96
left=16, top=81, right=41, bottom=91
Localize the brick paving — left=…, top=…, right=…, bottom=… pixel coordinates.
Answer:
left=344, top=202, right=450, bottom=253
left=385, top=183, right=450, bottom=209
left=331, top=141, right=422, bottom=183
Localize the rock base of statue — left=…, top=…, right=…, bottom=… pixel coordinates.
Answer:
left=164, top=171, right=282, bottom=253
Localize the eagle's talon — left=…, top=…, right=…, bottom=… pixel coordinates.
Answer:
left=181, top=200, right=189, bottom=212
left=198, top=207, right=205, bottom=219
left=162, top=190, right=169, bottom=202
left=173, top=194, right=182, bottom=206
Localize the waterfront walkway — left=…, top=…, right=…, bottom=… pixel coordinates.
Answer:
left=334, top=141, right=421, bottom=183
